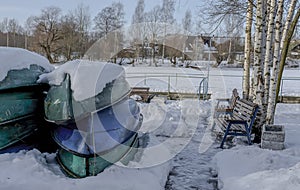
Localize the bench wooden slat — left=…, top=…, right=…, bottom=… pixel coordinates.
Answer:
left=214, top=99, right=259, bottom=148
left=213, top=89, right=240, bottom=118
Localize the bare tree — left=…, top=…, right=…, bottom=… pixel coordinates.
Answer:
left=24, top=16, right=35, bottom=49
left=131, top=0, right=145, bottom=65
left=7, top=19, right=19, bottom=47
left=161, top=0, right=176, bottom=64
left=199, top=0, right=248, bottom=34
left=161, top=0, right=176, bottom=24
left=31, top=6, right=63, bottom=63
left=182, top=9, right=192, bottom=32
left=93, top=2, right=125, bottom=38
left=1, top=18, right=10, bottom=46
left=60, top=13, right=81, bottom=61
left=132, top=0, right=145, bottom=25
left=73, top=3, right=91, bottom=56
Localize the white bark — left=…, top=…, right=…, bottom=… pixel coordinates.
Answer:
left=280, top=0, right=297, bottom=51
left=251, top=0, right=264, bottom=105
left=243, top=0, right=253, bottom=99
left=263, top=0, right=277, bottom=107
left=275, top=0, right=298, bottom=98
left=266, top=0, right=284, bottom=124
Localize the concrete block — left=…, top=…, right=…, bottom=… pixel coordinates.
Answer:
left=261, top=140, right=285, bottom=150
left=262, top=125, right=285, bottom=142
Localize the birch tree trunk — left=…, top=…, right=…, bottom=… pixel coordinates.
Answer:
left=263, top=0, right=277, bottom=108
left=266, top=0, right=284, bottom=124
left=276, top=0, right=298, bottom=101
left=242, top=0, right=253, bottom=99
left=251, top=0, right=265, bottom=105
left=251, top=0, right=269, bottom=143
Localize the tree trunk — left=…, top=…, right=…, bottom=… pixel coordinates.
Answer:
left=251, top=0, right=268, bottom=143
left=263, top=0, right=277, bottom=109
left=251, top=0, right=264, bottom=104
left=227, top=38, right=232, bottom=64
left=242, top=0, right=253, bottom=99
left=276, top=0, right=298, bottom=102
left=266, top=0, right=284, bottom=124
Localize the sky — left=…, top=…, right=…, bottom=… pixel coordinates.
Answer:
left=0, top=0, right=201, bottom=28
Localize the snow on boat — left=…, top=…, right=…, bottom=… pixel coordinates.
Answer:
left=0, top=47, right=54, bottom=151
left=40, top=60, right=131, bottom=124
left=41, top=60, right=142, bottom=177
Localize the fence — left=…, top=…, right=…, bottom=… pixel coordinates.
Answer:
left=125, top=72, right=300, bottom=101
left=125, top=72, right=209, bottom=100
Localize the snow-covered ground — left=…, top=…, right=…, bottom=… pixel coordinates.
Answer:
left=0, top=63, right=299, bottom=190
left=214, top=104, right=300, bottom=190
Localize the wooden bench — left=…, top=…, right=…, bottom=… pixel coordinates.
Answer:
left=214, top=99, right=259, bottom=148
left=130, top=87, right=150, bottom=102
left=213, top=88, right=239, bottom=118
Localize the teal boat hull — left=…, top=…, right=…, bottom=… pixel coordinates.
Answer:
left=0, top=84, right=48, bottom=151
left=44, top=74, right=131, bottom=124
left=56, top=133, right=139, bottom=178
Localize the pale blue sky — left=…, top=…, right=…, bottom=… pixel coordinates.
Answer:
left=0, top=0, right=201, bottom=27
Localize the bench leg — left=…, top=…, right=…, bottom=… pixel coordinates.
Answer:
left=220, top=123, right=231, bottom=148
left=245, top=125, right=252, bottom=145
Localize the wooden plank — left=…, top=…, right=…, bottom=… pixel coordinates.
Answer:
left=277, top=96, right=300, bottom=104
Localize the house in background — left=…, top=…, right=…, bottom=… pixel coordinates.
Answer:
left=183, top=35, right=218, bottom=61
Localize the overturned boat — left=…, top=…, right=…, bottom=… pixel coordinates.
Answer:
left=41, top=60, right=142, bottom=177
left=0, top=47, right=54, bottom=151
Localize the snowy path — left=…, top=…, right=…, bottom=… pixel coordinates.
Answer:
left=139, top=98, right=221, bottom=190
left=165, top=110, right=221, bottom=190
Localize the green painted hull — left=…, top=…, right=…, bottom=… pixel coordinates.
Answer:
left=56, top=134, right=139, bottom=178
left=44, top=74, right=131, bottom=124
left=0, top=85, right=46, bottom=123
left=0, top=84, right=48, bottom=150
left=0, top=115, right=39, bottom=150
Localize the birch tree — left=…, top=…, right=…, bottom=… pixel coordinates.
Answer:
left=251, top=0, right=265, bottom=104
left=242, top=0, right=253, bottom=99
left=266, top=0, right=284, bottom=124
left=276, top=0, right=298, bottom=102
left=263, top=0, right=277, bottom=109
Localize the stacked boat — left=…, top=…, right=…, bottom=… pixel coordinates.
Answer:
left=0, top=47, right=54, bottom=152
left=41, top=60, right=142, bottom=178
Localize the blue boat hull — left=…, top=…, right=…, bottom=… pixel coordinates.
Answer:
left=52, top=98, right=142, bottom=177
left=52, top=98, right=142, bottom=156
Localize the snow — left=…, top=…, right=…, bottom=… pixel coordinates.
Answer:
left=0, top=47, right=54, bottom=81
left=214, top=104, right=300, bottom=190
left=1, top=62, right=300, bottom=189
left=38, top=59, right=125, bottom=101
left=0, top=146, right=171, bottom=190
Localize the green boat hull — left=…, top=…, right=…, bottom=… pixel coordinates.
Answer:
left=56, top=134, right=139, bottom=178
left=0, top=85, right=48, bottom=151
left=0, top=85, right=47, bottom=123
left=0, top=115, right=39, bottom=150
left=44, top=74, right=131, bottom=124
